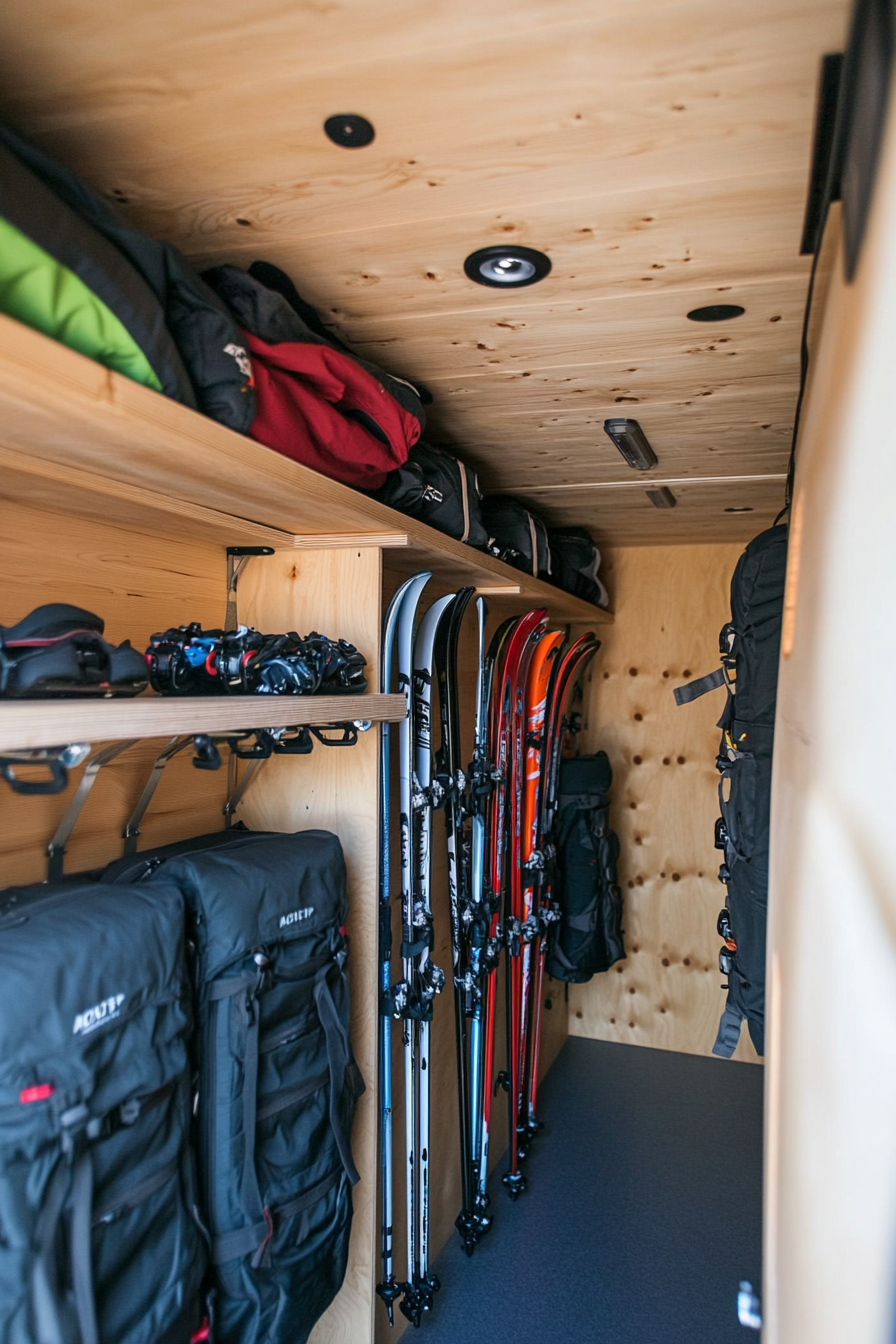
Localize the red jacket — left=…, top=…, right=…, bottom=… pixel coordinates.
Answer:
left=245, top=330, right=420, bottom=490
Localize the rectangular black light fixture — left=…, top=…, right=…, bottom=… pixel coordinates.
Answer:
left=603, top=417, right=658, bottom=471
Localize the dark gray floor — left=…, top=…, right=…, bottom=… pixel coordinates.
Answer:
left=418, top=1037, right=763, bottom=1344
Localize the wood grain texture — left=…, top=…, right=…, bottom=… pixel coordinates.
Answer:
left=569, top=544, right=761, bottom=1063
left=0, top=316, right=609, bottom=618
left=236, top=548, right=383, bottom=1344
left=0, top=695, right=406, bottom=752
left=0, top=503, right=228, bottom=885
left=0, top=0, right=848, bottom=546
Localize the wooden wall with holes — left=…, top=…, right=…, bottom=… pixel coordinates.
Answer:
left=570, top=542, right=761, bottom=1064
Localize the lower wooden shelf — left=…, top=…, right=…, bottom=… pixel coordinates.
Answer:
left=0, top=693, right=406, bottom=751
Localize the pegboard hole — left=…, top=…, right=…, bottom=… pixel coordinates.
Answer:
left=634, top=712, right=643, bottom=721
left=633, top=755, right=642, bottom=765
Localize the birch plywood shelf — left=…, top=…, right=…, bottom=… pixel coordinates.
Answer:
left=0, top=315, right=611, bottom=625
left=0, top=694, right=407, bottom=752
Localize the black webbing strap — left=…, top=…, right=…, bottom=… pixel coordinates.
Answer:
left=314, top=969, right=362, bottom=1186
left=255, top=1069, right=329, bottom=1124
left=31, top=1159, right=69, bottom=1344
left=210, top=1169, right=342, bottom=1266
left=712, top=1004, right=744, bottom=1058
left=673, top=666, right=727, bottom=706
left=92, top=1154, right=180, bottom=1227
left=70, top=1150, right=98, bottom=1344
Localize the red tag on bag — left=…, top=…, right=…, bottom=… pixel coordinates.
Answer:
left=20, top=1083, right=54, bottom=1104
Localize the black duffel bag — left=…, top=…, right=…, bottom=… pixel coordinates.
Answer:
left=547, top=752, right=625, bottom=982
left=548, top=527, right=609, bottom=608
left=371, top=441, right=489, bottom=548
left=482, top=495, right=551, bottom=578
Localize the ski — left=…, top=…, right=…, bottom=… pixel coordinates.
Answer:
left=490, top=609, right=547, bottom=1200
left=473, top=613, right=517, bottom=1226
left=376, top=572, right=430, bottom=1326
left=516, top=628, right=566, bottom=1159
left=524, top=632, right=601, bottom=1136
left=397, top=590, right=454, bottom=1327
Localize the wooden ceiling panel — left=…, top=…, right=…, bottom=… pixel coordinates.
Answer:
left=335, top=277, right=807, bottom=377
left=174, top=171, right=811, bottom=324
left=430, top=388, right=795, bottom=492
left=0, top=0, right=849, bottom=545
left=524, top=476, right=787, bottom=546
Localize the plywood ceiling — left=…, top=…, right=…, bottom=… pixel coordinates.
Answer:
left=0, top=0, right=849, bottom=544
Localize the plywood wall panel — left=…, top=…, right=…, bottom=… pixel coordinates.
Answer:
left=569, top=543, right=761, bottom=1063
left=0, top=503, right=228, bottom=887
left=236, top=548, right=382, bottom=1344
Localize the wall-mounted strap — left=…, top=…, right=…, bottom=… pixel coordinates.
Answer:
left=224, top=757, right=264, bottom=827
left=673, top=666, right=727, bottom=706
left=47, top=740, right=137, bottom=880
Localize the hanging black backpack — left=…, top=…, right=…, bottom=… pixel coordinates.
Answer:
left=547, top=752, right=625, bottom=982
left=372, top=441, right=489, bottom=548
left=481, top=496, right=552, bottom=578
left=0, top=878, right=206, bottom=1344
left=674, top=523, right=788, bottom=1058
left=547, top=527, right=610, bottom=609
left=106, top=829, right=364, bottom=1344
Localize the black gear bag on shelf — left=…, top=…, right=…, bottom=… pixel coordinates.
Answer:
left=0, top=878, right=205, bottom=1344
left=107, top=830, right=365, bottom=1344
left=481, top=495, right=552, bottom=578
left=547, top=527, right=610, bottom=609
left=0, top=603, right=148, bottom=698
left=674, top=523, right=788, bottom=1058
left=547, top=752, right=625, bottom=982
left=371, top=441, right=489, bottom=548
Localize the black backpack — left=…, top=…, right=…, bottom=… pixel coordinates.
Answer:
left=547, top=528, right=609, bottom=609
left=0, top=878, right=205, bottom=1344
left=481, top=496, right=552, bottom=578
left=674, top=523, right=788, bottom=1057
left=106, top=829, right=364, bottom=1344
left=372, top=441, right=489, bottom=548
left=546, top=753, right=625, bottom=982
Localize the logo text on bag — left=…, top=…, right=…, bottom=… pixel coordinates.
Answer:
left=73, top=993, right=126, bottom=1036
left=279, top=907, right=314, bottom=929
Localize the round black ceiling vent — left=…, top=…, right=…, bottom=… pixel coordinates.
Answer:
left=686, top=304, right=745, bottom=322
left=464, top=245, right=552, bottom=288
left=324, top=114, right=375, bottom=148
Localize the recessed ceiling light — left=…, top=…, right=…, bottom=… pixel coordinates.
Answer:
left=603, top=418, right=658, bottom=471
left=464, top=246, right=551, bottom=288
left=686, top=304, right=746, bottom=322
left=324, top=114, right=375, bottom=148
left=724, top=505, right=754, bottom=513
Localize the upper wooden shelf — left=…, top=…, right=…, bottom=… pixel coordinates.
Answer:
left=0, top=315, right=610, bottom=624
left=0, top=693, right=406, bottom=752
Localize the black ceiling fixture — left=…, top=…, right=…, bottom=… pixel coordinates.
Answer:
left=686, top=304, right=745, bottom=322
left=463, top=245, right=551, bottom=288
left=647, top=487, right=677, bottom=509
left=603, top=418, right=658, bottom=471
left=724, top=506, right=754, bottom=513
left=324, top=114, right=375, bottom=148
